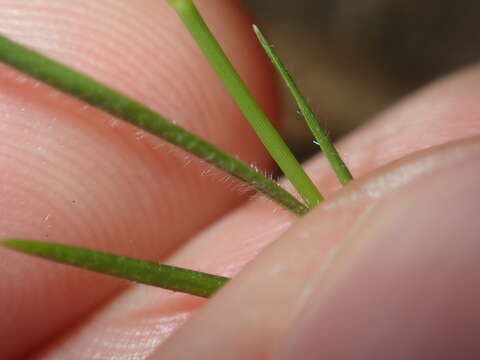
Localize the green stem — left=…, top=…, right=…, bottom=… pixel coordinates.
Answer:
left=167, top=0, right=323, bottom=208
left=1, top=239, right=227, bottom=298
left=253, top=25, right=353, bottom=186
left=0, top=33, right=308, bottom=216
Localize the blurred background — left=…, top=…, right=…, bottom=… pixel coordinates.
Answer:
left=242, top=0, right=480, bottom=158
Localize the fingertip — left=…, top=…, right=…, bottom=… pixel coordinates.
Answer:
left=283, top=145, right=480, bottom=359
left=148, top=138, right=480, bottom=360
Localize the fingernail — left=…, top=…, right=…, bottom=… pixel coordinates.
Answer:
left=281, top=151, right=480, bottom=359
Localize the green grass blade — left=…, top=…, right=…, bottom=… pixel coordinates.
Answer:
left=253, top=25, right=353, bottom=186
left=0, top=33, right=308, bottom=216
left=167, top=0, right=323, bottom=208
left=1, top=239, right=228, bottom=298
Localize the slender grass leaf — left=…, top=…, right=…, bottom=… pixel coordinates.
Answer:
left=253, top=25, right=353, bottom=186
left=1, top=238, right=228, bottom=298
left=0, top=33, right=308, bottom=216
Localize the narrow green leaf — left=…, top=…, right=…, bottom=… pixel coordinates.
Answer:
left=0, top=33, right=308, bottom=216
left=1, top=239, right=228, bottom=298
left=253, top=25, right=354, bottom=186
left=167, top=0, right=323, bottom=208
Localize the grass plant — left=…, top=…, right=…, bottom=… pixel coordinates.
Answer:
left=0, top=0, right=353, bottom=298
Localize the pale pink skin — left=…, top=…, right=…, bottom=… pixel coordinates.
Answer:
left=1, top=1, right=480, bottom=359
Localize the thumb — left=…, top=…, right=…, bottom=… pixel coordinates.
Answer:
left=284, top=147, right=480, bottom=359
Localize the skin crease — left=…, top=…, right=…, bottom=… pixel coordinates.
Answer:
left=0, top=1, right=479, bottom=359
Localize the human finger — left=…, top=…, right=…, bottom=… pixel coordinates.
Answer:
left=36, top=65, right=480, bottom=358
left=0, top=1, right=277, bottom=358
